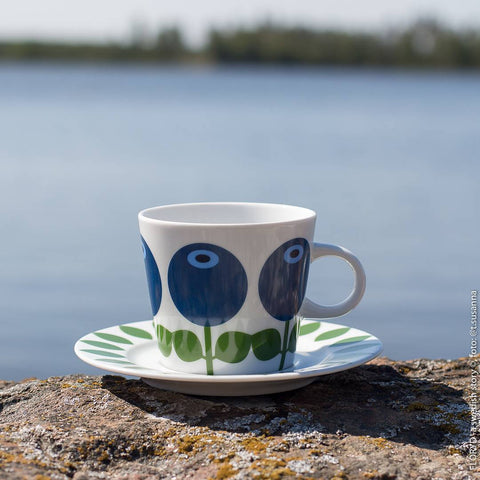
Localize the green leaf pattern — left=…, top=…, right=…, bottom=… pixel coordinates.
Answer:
left=156, top=325, right=173, bottom=357
left=315, top=327, right=350, bottom=342
left=80, top=349, right=125, bottom=358
left=215, top=331, right=251, bottom=363
left=95, top=358, right=135, bottom=365
left=251, top=329, right=282, bottom=361
left=119, top=325, right=153, bottom=339
left=81, top=340, right=124, bottom=351
left=80, top=321, right=372, bottom=374
left=333, top=334, right=371, bottom=345
left=299, top=322, right=321, bottom=336
left=287, top=325, right=297, bottom=353
left=94, top=332, right=133, bottom=344
left=173, top=330, right=204, bottom=362
left=80, top=325, right=154, bottom=365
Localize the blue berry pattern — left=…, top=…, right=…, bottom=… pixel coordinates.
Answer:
left=168, top=243, right=248, bottom=327
left=258, top=238, right=310, bottom=321
left=141, top=236, right=162, bottom=316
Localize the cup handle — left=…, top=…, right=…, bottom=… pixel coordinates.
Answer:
left=299, top=243, right=366, bottom=318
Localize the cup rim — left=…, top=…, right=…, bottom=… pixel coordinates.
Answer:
left=138, top=202, right=316, bottom=227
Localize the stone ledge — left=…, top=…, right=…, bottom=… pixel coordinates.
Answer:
left=0, top=357, right=477, bottom=480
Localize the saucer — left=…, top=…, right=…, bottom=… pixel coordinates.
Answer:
left=74, top=319, right=382, bottom=396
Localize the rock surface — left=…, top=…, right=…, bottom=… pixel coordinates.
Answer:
left=0, top=357, right=478, bottom=480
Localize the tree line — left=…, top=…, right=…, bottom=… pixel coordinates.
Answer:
left=1, top=20, right=479, bottom=68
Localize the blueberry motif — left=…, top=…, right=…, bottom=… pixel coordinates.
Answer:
left=187, top=249, right=219, bottom=269
left=168, top=243, right=248, bottom=327
left=259, top=238, right=310, bottom=321
left=141, top=236, right=162, bottom=316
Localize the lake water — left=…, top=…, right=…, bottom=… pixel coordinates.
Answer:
left=0, top=64, right=478, bottom=381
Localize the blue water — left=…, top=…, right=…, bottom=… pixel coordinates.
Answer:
left=0, top=64, right=478, bottom=380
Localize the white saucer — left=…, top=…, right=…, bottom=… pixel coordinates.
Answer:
left=74, top=319, right=382, bottom=396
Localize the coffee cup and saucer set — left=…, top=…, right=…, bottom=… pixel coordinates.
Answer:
left=75, top=202, right=382, bottom=396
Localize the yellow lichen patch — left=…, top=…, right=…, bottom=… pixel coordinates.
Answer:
left=281, top=455, right=301, bottom=464
left=405, top=401, right=440, bottom=412
left=58, top=458, right=78, bottom=474
left=60, top=379, right=102, bottom=389
left=154, top=447, right=167, bottom=456
left=163, top=426, right=182, bottom=439
left=177, top=436, right=199, bottom=453
left=212, top=452, right=235, bottom=463
left=362, top=470, right=379, bottom=479
left=271, top=440, right=290, bottom=453
left=176, top=434, right=212, bottom=454
left=213, top=461, right=238, bottom=479
left=0, top=450, right=47, bottom=469
left=34, top=475, right=51, bottom=480
left=331, top=471, right=348, bottom=479
left=249, top=458, right=294, bottom=479
left=76, top=436, right=106, bottom=460
left=97, top=450, right=110, bottom=463
left=437, top=423, right=461, bottom=435
left=240, top=436, right=267, bottom=454
left=362, top=437, right=390, bottom=450
left=447, top=446, right=462, bottom=455
left=397, top=365, right=412, bottom=374
left=76, top=435, right=155, bottom=462
left=442, top=410, right=470, bottom=425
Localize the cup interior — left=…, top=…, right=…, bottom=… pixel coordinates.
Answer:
left=139, top=202, right=315, bottom=226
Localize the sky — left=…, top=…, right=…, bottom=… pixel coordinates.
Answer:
left=2, top=0, right=480, bottom=45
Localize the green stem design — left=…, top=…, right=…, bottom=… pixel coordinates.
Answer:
left=204, top=326, right=214, bottom=375
left=278, top=318, right=291, bottom=371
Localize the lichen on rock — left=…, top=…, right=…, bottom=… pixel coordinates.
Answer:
left=0, top=357, right=477, bottom=479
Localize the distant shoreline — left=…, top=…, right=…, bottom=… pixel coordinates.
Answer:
left=2, top=60, right=480, bottom=74
left=1, top=20, right=479, bottom=69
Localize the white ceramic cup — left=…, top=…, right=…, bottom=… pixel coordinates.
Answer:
left=138, top=202, right=366, bottom=375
